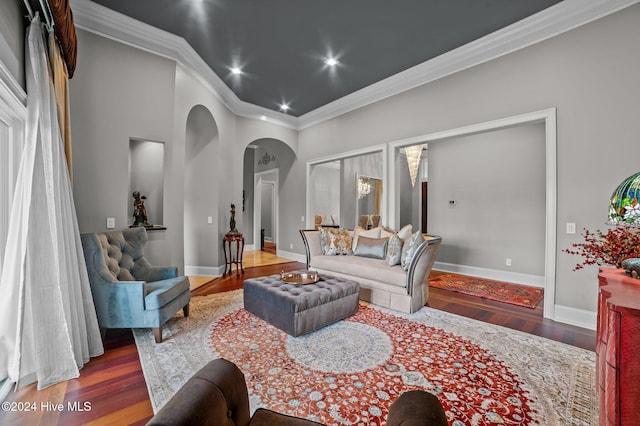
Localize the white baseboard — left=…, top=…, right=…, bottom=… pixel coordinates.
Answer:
left=275, top=250, right=306, bottom=264
left=185, top=250, right=304, bottom=276
left=433, top=261, right=545, bottom=288
left=434, top=262, right=597, bottom=330
left=184, top=265, right=224, bottom=277
left=245, top=244, right=256, bottom=251
left=553, top=304, right=597, bottom=331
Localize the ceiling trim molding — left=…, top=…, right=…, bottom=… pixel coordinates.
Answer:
left=70, top=0, right=298, bottom=129
left=0, top=60, right=26, bottom=108
left=297, top=0, right=640, bottom=129
left=71, top=0, right=638, bottom=131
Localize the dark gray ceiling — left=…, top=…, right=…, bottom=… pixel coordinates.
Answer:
left=90, top=0, right=563, bottom=117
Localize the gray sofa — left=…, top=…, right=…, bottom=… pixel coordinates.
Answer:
left=300, top=229, right=441, bottom=313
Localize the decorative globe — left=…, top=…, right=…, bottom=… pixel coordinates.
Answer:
left=608, top=172, right=640, bottom=225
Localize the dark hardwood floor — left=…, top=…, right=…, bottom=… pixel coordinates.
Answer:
left=0, top=262, right=596, bottom=425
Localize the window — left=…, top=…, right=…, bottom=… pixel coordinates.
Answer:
left=0, top=77, right=26, bottom=269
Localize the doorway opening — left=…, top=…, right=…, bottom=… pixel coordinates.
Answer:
left=253, top=169, right=279, bottom=256
left=389, top=108, right=556, bottom=320
left=421, top=182, right=428, bottom=233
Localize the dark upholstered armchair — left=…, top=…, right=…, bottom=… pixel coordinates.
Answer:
left=147, top=358, right=448, bottom=426
left=81, top=227, right=191, bottom=343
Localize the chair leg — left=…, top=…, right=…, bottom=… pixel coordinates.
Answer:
left=183, top=303, right=190, bottom=317
left=153, top=327, right=162, bottom=343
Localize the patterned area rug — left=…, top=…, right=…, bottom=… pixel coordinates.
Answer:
left=134, top=290, right=596, bottom=425
left=429, top=274, right=545, bottom=308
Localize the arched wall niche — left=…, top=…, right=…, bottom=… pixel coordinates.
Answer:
left=184, top=104, right=220, bottom=275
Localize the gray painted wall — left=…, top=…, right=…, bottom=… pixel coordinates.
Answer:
left=295, top=6, right=640, bottom=312
left=242, top=148, right=255, bottom=243
left=428, top=123, right=545, bottom=276
left=184, top=105, right=219, bottom=269
left=309, top=162, right=340, bottom=226
left=70, top=30, right=177, bottom=266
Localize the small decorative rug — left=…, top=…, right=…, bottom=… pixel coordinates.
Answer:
left=429, top=274, right=545, bottom=308
left=134, top=290, right=595, bottom=425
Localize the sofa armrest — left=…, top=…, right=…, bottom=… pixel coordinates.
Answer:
left=148, top=266, right=178, bottom=281
left=300, top=229, right=323, bottom=269
left=89, top=279, right=146, bottom=328
left=405, top=235, right=441, bottom=306
left=387, top=390, right=447, bottom=426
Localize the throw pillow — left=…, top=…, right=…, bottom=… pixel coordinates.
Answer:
left=319, top=227, right=352, bottom=255
left=380, top=227, right=394, bottom=239
left=381, top=224, right=413, bottom=240
left=353, top=236, right=388, bottom=259
left=386, top=233, right=403, bottom=266
left=401, top=231, right=423, bottom=271
left=397, top=224, right=413, bottom=240
left=352, top=226, right=381, bottom=250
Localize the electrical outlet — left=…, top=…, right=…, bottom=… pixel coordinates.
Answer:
left=506, top=258, right=512, bottom=267
left=207, top=216, right=213, bottom=224
left=106, top=217, right=115, bottom=229
left=290, top=243, right=294, bottom=249
left=301, top=216, right=305, bottom=222
left=566, top=222, right=576, bottom=234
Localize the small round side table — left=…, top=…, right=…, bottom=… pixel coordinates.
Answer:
left=223, top=233, right=244, bottom=277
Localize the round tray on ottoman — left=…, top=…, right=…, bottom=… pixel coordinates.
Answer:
left=280, top=270, right=319, bottom=285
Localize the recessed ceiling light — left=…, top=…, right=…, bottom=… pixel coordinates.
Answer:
left=279, top=103, right=290, bottom=112
left=325, top=57, right=338, bottom=67
left=230, top=67, right=242, bottom=75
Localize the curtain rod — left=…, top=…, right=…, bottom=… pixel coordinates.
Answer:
left=23, top=0, right=54, bottom=32
left=23, top=0, right=34, bottom=19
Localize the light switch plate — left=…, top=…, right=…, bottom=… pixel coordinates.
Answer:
left=566, top=222, right=576, bottom=234
left=106, top=217, right=115, bottom=229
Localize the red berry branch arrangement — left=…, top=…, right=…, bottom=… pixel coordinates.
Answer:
left=563, top=224, right=640, bottom=271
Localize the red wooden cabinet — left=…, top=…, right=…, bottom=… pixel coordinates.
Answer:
left=597, top=269, right=640, bottom=426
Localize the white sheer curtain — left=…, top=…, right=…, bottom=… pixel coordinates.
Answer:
left=0, top=16, right=103, bottom=389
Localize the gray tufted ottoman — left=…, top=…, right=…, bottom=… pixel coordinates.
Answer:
left=243, top=273, right=360, bottom=337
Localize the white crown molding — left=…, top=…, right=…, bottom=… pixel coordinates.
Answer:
left=70, top=0, right=298, bottom=130
left=71, top=0, right=638, bottom=131
left=0, top=60, right=26, bottom=109
left=297, top=0, right=640, bottom=129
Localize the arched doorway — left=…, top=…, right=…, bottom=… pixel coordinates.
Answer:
left=242, top=138, right=295, bottom=256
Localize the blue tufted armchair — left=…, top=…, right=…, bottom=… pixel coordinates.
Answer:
left=81, top=227, right=191, bottom=343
